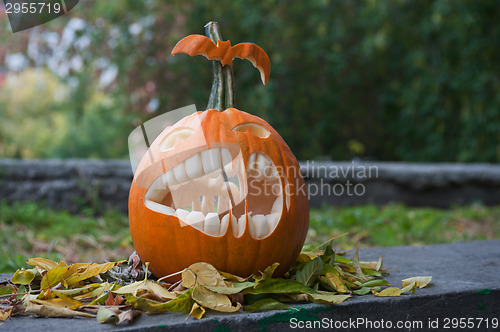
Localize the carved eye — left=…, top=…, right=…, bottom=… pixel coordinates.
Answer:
left=159, top=128, right=194, bottom=152
left=232, top=123, right=271, bottom=138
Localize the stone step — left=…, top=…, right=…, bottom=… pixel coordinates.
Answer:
left=1, top=240, right=499, bottom=331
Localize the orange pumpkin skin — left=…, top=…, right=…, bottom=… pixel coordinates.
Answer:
left=129, top=108, right=309, bottom=280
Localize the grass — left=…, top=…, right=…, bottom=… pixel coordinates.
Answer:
left=0, top=201, right=499, bottom=273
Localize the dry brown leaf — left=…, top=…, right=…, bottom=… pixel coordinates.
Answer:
left=26, top=302, right=94, bottom=318
left=117, top=309, right=141, bottom=325
left=32, top=297, right=84, bottom=310
left=27, top=258, right=65, bottom=272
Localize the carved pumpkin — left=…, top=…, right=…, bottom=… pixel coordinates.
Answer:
left=129, top=22, right=309, bottom=280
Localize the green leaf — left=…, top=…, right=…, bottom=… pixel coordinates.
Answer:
left=362, top=279, right=390, bottom=288
left=11, top=269, right=36, bottom=285
left=133, top=289, right=194, bottom=314
left=319, top=241, right=335, bottom=264
left=244, top=278, right=318, bottom=295
left=243, top=298, right=292, bottom=313
left=205, top=281, right=255, bottom=294
left=401, top=281, right=417, bottom=293
left=296, top=257, right=323, bottom=286
left=0, top=286, right=12, bottom=296
left=352, top=287, right=371, bottom=295
left=308, top=292, right=350, bottom=304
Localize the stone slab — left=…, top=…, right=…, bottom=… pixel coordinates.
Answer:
left=1, top=240, right=499, bottom=331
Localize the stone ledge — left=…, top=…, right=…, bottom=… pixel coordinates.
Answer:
left=1, top=240, right=499, bottom=331
left=1, top=159, right=499, bottom=212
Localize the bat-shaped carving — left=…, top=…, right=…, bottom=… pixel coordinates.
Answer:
left=171, top=35, right=271, bottom=85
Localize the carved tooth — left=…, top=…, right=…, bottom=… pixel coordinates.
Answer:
left=201, top=196, right=213, bottom=215
left=201, top=148, right=221, bottom=175
left=145, top=200, right=175, bottom=215
left=272, top=197, right=283, bottom=214
left=173, top=162, right=189, bottom=184
left=233, top=214, right=247, bottom=238
left=162, top=170, right=177, bottom=187
left=176, top=208, right=190, bottom=227
left=221, top=148, right=235, bottom=177
left=266, top=213, right=280, bottom=232
left=220, top=213, right=232, bottom=235
left=256, top=153, right=272, bottom=178
left=185, top=153, right=203, bottom=180
left=186, top=211, right=204, bottom=230
left=204, top=212, right=220, bottom=236
left=250, top=214, right=268, bottom=239
left=146, top=189, right=166, bottom=203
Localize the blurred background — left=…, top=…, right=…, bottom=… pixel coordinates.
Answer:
left=0, top=0, right=499, bottom=272
left=2, top=0, right=499, bottom=161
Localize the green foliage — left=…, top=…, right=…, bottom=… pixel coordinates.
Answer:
left=307, top=203, right=500, bottom=248
left=1, top=1, right=499, bottom=161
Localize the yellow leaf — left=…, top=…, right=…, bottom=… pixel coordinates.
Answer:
left=32, top=297, right=84, bottom=310
left=297, top=252, right=317, bottom=262
left=40, top=265, right=72, bottom=290
left=64, top=261, right=125, bottom=286
left=0, top=307, right=12, bottom=322
left=402, top=276, right=432, bottom=289
left=11, top=269, right=36, bottom=285
left=192, top=284, right=240, bottom=313
left=114, top=280, right=176, bottom=300
left=189, top=302, right=205, bottom=319
left=373, top=287, right=402, bottom=297
left=219, top=271, right=246, bottom=282
left=26, top=258, right=65, bottom=271
left=182, top=262, right=227, bottom=289
left=308, top=292, right=350, bottom=304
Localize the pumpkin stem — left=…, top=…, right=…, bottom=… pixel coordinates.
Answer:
left=204, top=21, right=235, bottom=111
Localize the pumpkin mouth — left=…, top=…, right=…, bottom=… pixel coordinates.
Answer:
left=143, top=146, right=284, bottom=239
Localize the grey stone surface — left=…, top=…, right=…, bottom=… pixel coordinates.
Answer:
left=1, top=159, right=500, bottom=212
left=1, top=240, right=499, bottom=331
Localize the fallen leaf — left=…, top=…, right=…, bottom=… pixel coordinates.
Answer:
left=192, top=284, right=240, bottom=313
left=243, top=298, right=292, bottom=313
left=244, top=278, right=317, bottom=295
left=189, top=302, right=205, bottom=319
left=219, top=271, right=247, bottom=282
left=401, top=281, right=417, bottom=294
left=11, top=269, right=36, bottom=285
left=117, top=309, right=141, bottom=325
left=26, top=301, right=94, bottom=318
left=32, top=297, right=84, bottom=310
left=0, top=306, right=12, bottom=321
left=308, top=292, right=350, bottom=304
left=114, top=279, right=176, bottom=300
left=296, top=257, right=323, bottom=286
left=105, top=292, right=124, bottom=306
left=132, top=289, right=194, bottom=314
left=96, top=306, right=118, bottom=323
left=0, top=286, right=12, bottom=296
left=27, top=258, right=64, bottom=271
left=205, top=281, right=254, bottom=294
left=182, top=262, right=227, bottom=289
left=373, top=287, right=402, bottom=297
left=401, top=276, right=432, bottom=289
left=64, top=261, right=126, bottom=286
left=362, top=279, right=390, bottom=288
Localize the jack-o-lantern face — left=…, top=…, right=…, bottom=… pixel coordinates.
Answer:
left=129, top=108, right=309, bottom=280
left=129, top=22, right=309, bottom=280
